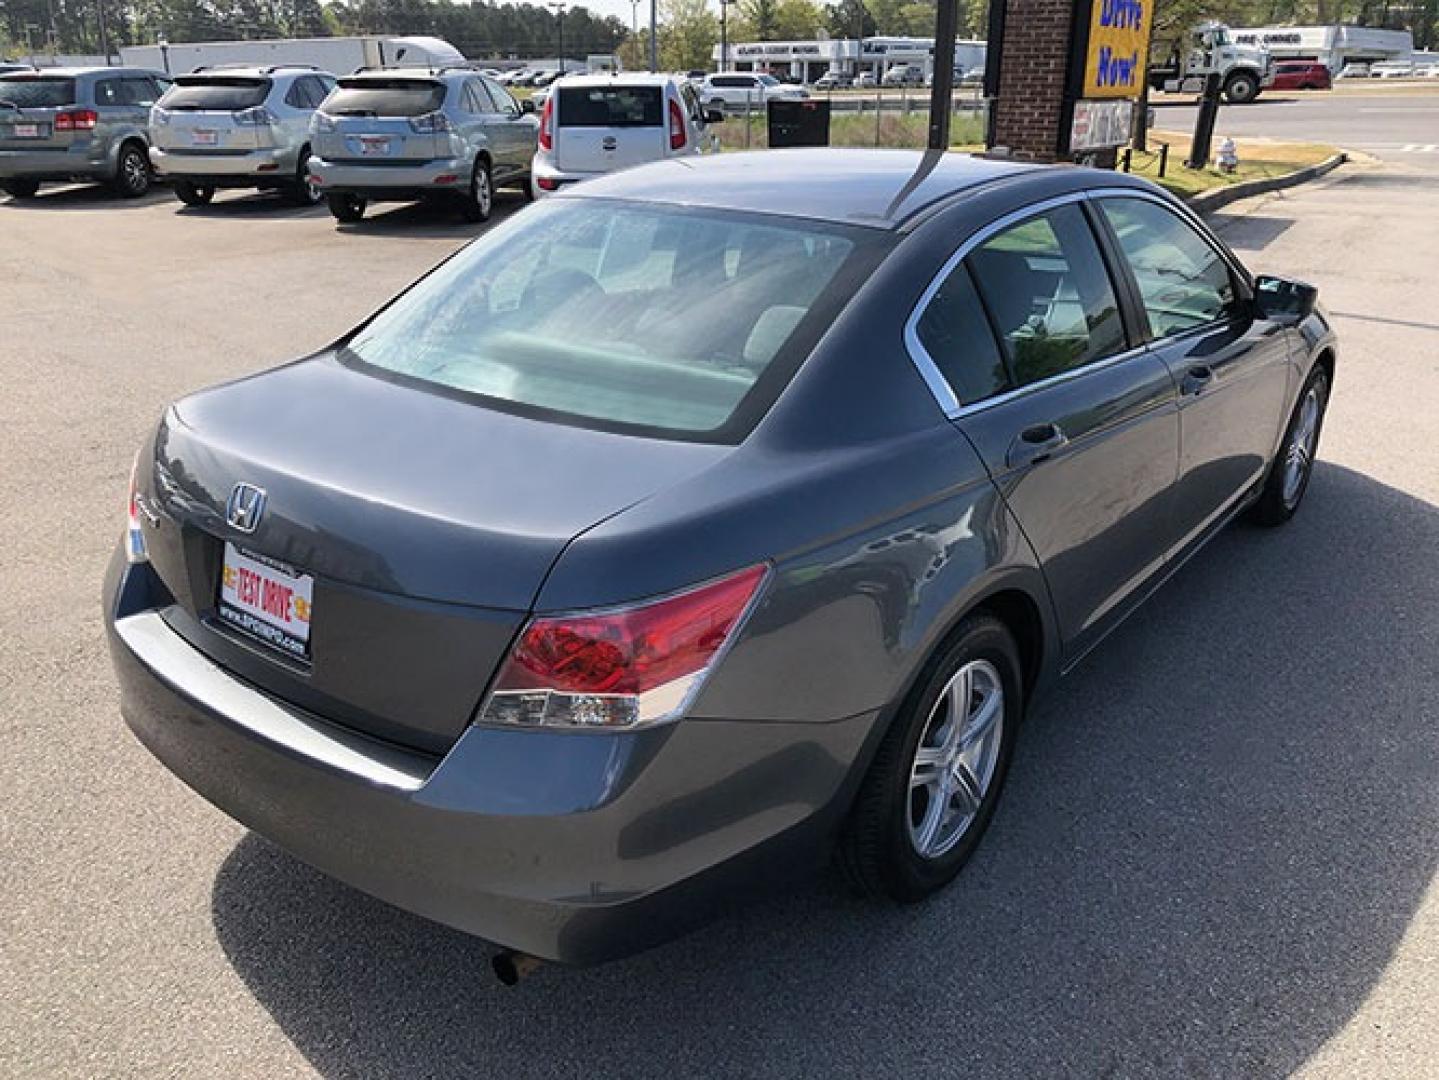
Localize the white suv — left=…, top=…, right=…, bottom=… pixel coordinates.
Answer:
left=149, top=65, right=335, bottom=206
left=531, top=73, right=721, bottom=196
left=700, top=73, right=808, bottom=112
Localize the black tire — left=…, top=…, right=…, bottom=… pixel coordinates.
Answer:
left=838, top=614, right=1023, bottom=902
left=111, top=142, right=152, bottom=197
left=457, top=157, right=493, bottom=223
left=520, top=173, right=537, bottom=202
left=1249, top=366, right=1330, bottom=527
left=326, top=192, right=366, bottom=223
left=1224, top=72, right=1260, bottom=104
left=173, top=180, right=215, bottom=207
left=1, top=178, right=40, bottom=198
left=285, top=147, right=322, bottom=207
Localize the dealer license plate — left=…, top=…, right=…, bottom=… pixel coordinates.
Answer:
left=218, top=542, right=314, bottom=659
left=13, top=123, right=41, bottom=138
left=191, top=129, right=218, bottom=146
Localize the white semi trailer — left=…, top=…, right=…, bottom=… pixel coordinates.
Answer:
left=119, top=35, right=464, bottom=77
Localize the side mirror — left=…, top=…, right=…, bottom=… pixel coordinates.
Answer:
left=702, top=108, right=725, bottom=124
left=1254, top=274, right=1318, bottom=323
left=521, top=98, right=536, bottom=114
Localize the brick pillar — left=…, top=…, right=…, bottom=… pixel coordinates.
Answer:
left=989, top=0, right=1078, bottom=161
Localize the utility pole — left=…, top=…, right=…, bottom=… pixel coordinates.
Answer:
left=926, top=0, right=959, bottom=149
left=97, top=0, right=111, bottom=64
left=649, top=0, right=657, bottom=72
left=548, top=2, right=567, bottom=74
left=720, top=0, right=733, bottom=72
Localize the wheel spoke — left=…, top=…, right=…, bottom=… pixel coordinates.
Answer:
left=950, top=761, right=982, bottom=816
left=914, top=775, right=951, bottom=853
left=941, top=665, right=973, bottom=751
left=958, top=689, right=1002, bottom=750
left=910, top=745, right=947, bottom=789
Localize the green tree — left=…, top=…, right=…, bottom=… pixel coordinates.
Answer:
left=772, top=0, right=823, bottom=37
left=659, top=0, right=715, bottom=70
left=824, top=0, right=875, bottom=38
left=740, top=0, right=778, bottom=39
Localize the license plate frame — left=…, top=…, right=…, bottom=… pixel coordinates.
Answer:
left=358, top=136, right=391, bottom=156
left=190, top=129, right=219, bottom=146
left=217, top=542, right=315, bottom=660
left=12, top=123, right=42, bottom=138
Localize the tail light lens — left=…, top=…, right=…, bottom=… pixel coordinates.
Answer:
left=479, top=564, right=768, bottom=730
left=54, top=109, right=98, bottom=132
left=669, top=98, right=686, bottom=150
left=126, top=456, right=149, bottom=564
left=538, top=95, right=553, bottom=150
left=407, top=110, right=453, bottom=134
left=232, top=105, right=277, bottom=126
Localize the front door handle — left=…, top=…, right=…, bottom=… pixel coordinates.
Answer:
left=1181, top=364, right=1215, bottom=396
left=1006, top=422, right=1069, bottom=469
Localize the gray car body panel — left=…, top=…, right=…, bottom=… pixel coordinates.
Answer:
left=0, top=67, right=167, bottom=183
left=106, top=150, right=1337, bottom=963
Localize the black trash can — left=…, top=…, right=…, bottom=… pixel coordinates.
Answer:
left=767, top=99, right=831, bottom=148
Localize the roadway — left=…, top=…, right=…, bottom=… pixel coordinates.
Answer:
left=1, top=130, right=1437, bottom=1078
left=1156, top=83, right=1439, bottom=170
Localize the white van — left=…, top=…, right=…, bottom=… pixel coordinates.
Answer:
left=530, top=73, right=722, bottom=196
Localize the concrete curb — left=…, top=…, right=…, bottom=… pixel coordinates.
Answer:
left=1187, top=152, right=1347, bottom=214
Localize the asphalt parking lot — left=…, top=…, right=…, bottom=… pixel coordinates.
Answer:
left=2, top=152, right=1438, bottom=1078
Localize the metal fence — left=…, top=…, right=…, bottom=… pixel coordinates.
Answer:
left=715, top=88, right=990, bottom=151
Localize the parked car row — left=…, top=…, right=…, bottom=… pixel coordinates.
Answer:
left=0, top=65, right=725, bottom=221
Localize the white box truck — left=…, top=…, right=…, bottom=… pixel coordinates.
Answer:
left=119, top=35, right=465, bottom=77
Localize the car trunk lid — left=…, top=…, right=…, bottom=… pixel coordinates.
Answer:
left=0, top=76, right=81, bottom=150
left=141, top=353, right=726, bottom=752
left=313, top=78, right=449, bottom=163
left=554, top=84, right=669, bottom=173
left=153, top=76, right=273, bottom=153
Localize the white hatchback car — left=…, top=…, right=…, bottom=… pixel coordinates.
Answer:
left=531, top=73, right=721, bottom=195
left=700, top=72, right=809, bottom=112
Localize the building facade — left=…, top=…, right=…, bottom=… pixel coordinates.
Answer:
left=711, top=36, right=987, bottom=83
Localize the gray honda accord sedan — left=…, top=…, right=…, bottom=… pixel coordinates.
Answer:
left=106, top=149, right=1336, bottom=969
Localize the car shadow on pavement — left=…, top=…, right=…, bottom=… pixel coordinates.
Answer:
left=0, top=182, right=174, bottom=211
left=172, top=190, right=331, bottom=220
left=328, top=192, right=529, bottom=239
left=210, top=462, right=1439, bottom=1079
left=1208, top=213, right=1294, bottom=252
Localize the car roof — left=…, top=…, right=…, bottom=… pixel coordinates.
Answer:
left=180, top=66, right=315, bottom=78
left=552, top=72, right=682, bottom=88
left=12, top=66, right=161, bottom=78
left=561, top=148, right=1045, bottom=230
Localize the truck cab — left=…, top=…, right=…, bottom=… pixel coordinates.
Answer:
left=1149, top=22, right=1272, bottom=104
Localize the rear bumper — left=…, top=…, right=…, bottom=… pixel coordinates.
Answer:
left=529, top=155, right=600, bottom=196
left=105, top=550, right=877, bottom=965
left=150, top=145, right=299, bottom=183
left=309, top=155, right=469, bottom=200
left=0, top=145, right=109, bottom=180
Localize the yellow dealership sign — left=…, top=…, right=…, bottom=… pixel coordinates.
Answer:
left=1082, top=0, right=1153, bottom=99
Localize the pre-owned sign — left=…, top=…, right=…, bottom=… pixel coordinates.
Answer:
left=1081, top=0, right=1154, bottom=99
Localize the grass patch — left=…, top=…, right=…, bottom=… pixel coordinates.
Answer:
left=1131, top=130, right=1339, bottom=198
left=716, top=108, right=987, bottom=151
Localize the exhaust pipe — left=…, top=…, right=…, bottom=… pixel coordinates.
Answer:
left=491, top=950, right=544, bottom=986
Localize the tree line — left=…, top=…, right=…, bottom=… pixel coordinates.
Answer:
left=2, top=0, right=1432, bottom=70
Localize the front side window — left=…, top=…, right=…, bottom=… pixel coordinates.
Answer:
left=1099, top=197, right=1237, bottom=337
left=915, top=263, right=1011, bottom=405
left=343, top=200, right=877, bottom=440
left=966, top=204, right=1126, bottom=387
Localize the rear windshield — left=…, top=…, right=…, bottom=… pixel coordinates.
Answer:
left=0, top=77, right=77, bottom=108
left=557, top=86, right=662, bottom=127
left=342, top=200, right=880, bottom=442
left=323, top=79, right=445, bottom=117
left=159, top=77, right=270, bottom=111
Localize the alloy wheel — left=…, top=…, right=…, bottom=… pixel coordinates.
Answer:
left=473, top=164, right=492, bottom=217
left=907, top=659, right=1005, bottom=859
left=1282, top=384, right=1322, bottom=508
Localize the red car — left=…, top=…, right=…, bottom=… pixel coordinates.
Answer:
left=1271, top=61, right=1333, bottom=90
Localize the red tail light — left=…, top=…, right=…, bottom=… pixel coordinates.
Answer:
left=669, top=98, right=686, bottom=150
left=538, top=95, right=553, bottom=151
left=55, top=109, right=98, bottom=132
left=479, top=564, right=768, bottom=729
left=126, top=456, right=149, bottom=564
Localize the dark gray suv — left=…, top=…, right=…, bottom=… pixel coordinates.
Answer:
left=0, top=66, right=169, bottom=198
left=106, top=150, right=1336, bottom=970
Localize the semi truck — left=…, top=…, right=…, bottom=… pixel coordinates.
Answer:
left=118, top=35, right=464, bottom=77
left=1147, top=22, right=1273, bottom=104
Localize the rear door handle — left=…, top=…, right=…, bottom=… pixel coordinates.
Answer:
left=1006, top=423, right=1069, bottom=469
left=1181, top=364, right=1215, bottom=396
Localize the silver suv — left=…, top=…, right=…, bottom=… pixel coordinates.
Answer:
left=0, top=66, right=169, bottom=199
left=149, top=66, right=336, bottom=207
left=309, top=68, right=538, bottom=224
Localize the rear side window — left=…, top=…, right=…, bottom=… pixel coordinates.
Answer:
left=0, top=77, right=76, bottom=107
left=1099, top=197, right=1237, bottom=337
left=323, top=79, right=444, bottom=117
left=915, top=263, right=1012, bottom=405
left=160, top=77, right=271, bottom=111
left=966, top=205, right=1126, bottom=387
left=481, top=77, right=518, bottom=114
left=557, top=86, right=662, bottom=127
